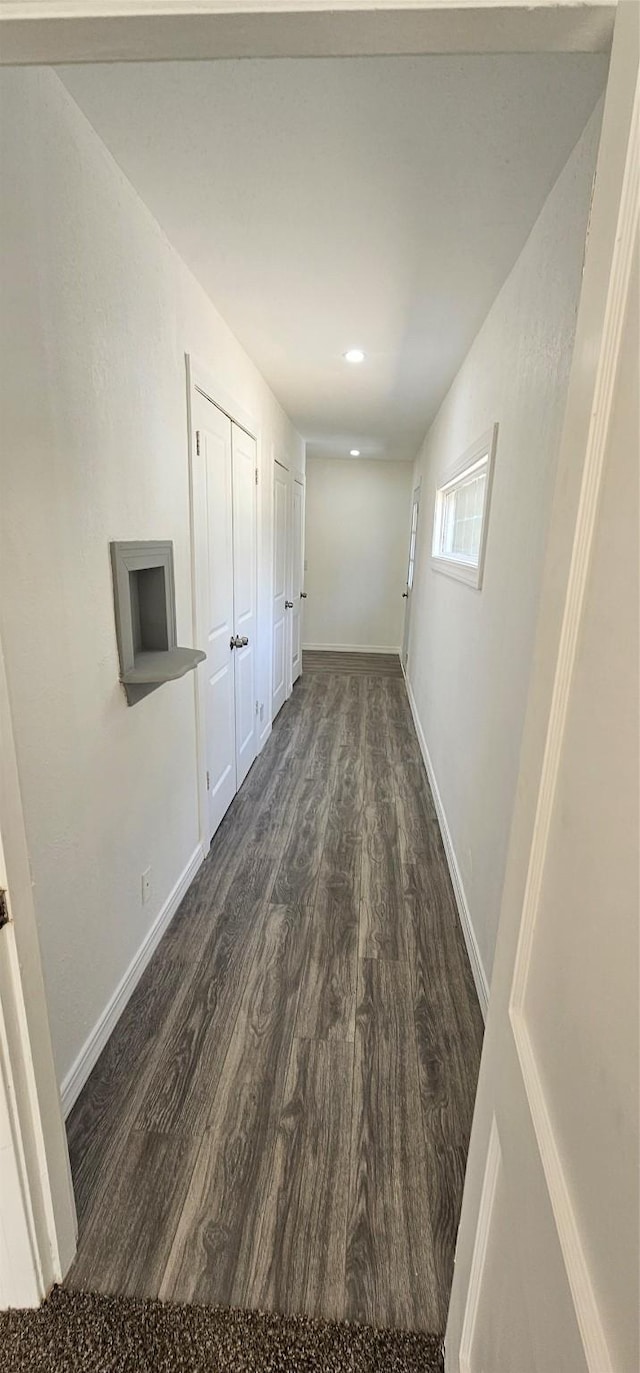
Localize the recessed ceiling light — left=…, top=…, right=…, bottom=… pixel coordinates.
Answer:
left=350, top=449, right=361, bottom=457
left=344, top=349, right=365, bottom=364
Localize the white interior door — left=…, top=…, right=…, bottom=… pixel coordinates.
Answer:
left=291, top=477, right=304, bottom=684
left=447, top=19, right=638, bottom=1372
left=193, top=392, right=236, bottom=842
left=401, top=485, right=420, bottom=670
left=231, top=422, right=257, bottom=789
left=272, top=459, right=290, bottom=719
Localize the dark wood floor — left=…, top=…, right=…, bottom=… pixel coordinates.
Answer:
left=302, top=649, right=404, bottom=677
left=65, top=653, right=483, bottom=1332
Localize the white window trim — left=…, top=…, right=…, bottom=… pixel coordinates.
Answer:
left=431, top=423, right=498, bottom=589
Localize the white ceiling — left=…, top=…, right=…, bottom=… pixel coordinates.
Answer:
left=58, top=55, right=606, bottom=461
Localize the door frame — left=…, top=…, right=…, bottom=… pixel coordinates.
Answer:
left=0, top=0, right=627, bottom=1313
left=0, top=636, right=77, bottom=1306
left=185, top=354, right=260, bottom=853
left=448, top=10, right=639, bottom=1370
left=271, top=452, right=292, bottom=719
left=0, top=3, right=615, bottom=65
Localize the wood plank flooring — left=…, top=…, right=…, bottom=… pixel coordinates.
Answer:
left=66, top=654, right=484, bottom=1332
left=302, top=649, right=403, bottom=677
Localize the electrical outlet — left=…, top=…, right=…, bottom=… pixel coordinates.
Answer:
left=141, top=867, right=151, bottom=904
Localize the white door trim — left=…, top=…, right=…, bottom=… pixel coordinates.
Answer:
left=447, top=6, right=638, bottom=1368
left=0, top=3, right=615, bottom=67
left=0, top=961, right=45, bottom=1308
left=0, top=638, right=77, bottom=1307
left=506, top=64, right=639, bottom=1373
left=458, top=1117, right=502, bottom=1373
left=186, top=354, right=260, bottom=851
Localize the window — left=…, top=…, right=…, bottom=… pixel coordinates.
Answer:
left=431, top=424, right=498, bottom=588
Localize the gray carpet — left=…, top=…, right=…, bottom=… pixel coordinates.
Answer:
left=0, top=1287, right=444, bottom=1372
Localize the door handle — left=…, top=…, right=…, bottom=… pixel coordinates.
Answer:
left=285, top=600, right=293, bottom=609
left=230, top=634, right=246, bottom=649
left=300, top=592, right=307, bottom=599
left=241, top=635, right=249, bottom=646
left=402, top=592, right=409, bottom=598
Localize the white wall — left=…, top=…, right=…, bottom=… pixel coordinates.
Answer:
left=303, top=458, right=413, bottom=652
left=406, top=103, right=602, bottom=994
left=0, top=67, right=303, bottom=1096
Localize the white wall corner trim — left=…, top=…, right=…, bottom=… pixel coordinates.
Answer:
left=512, top=1012, right=615, bottom=1372
left=404, top=672, right=490, bottom=1018
left=60, top=842, right=205, bottom=1118
left=457, top=1116, right=502, bottom=1373
left=302, top=643, right=401, bottom=655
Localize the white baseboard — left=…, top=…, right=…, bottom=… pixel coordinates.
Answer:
left=404, top=674, right=489, bottom=1019
left=60, top=842, right=206, bottom=1117
left=302, top=642, right=401, bottom=654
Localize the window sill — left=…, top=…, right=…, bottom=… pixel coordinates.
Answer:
left=431, top=554, right=483, bottom=589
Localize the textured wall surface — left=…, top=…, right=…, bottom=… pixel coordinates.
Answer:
left=406, top=103, right=603, bottom=986
left=0, top=67, right=303, bottom=1088
left=304, top=458, right=413, bottom=652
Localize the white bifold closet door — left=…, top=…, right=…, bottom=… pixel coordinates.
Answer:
left=272, top=461, right=305, bottom=719
left=291, top=477, right=304, bottom=686
left=231, top=424, right=258, bottom=789
left=193, top=390, right=257, bottom=843
left=271, top=460, right=289, bottom=719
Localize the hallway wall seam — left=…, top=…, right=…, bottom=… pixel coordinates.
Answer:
left=60, top=842, right=206, bottom=1118
left=404, top=674, right=489, bottom=1019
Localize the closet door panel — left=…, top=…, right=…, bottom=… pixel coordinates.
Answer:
left=291, top=477, right=304, bottom=685
left=194, top=393, right=236, bottom=841
left=232, top=423, right=258, bottom=789
left=272, top=461, right=289, bottom=718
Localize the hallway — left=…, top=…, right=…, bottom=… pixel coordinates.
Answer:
left=66, top=654, right=483, bottom=1333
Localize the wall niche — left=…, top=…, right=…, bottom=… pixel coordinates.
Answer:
left=110, top=540, right=204, bottom=705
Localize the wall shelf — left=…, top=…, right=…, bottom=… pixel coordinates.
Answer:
left=110, top=540, right=205, bottom=705
left=121, top=648, right=205, bottom=685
